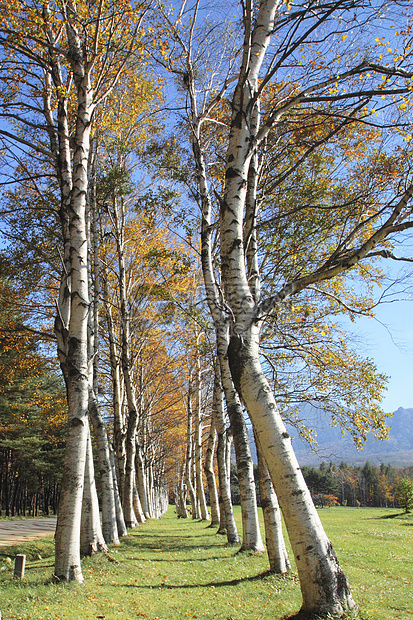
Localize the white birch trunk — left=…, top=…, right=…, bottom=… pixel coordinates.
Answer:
left=204, top=422, right=220, bottom=526
left=228, top=330, right=356, bottom=615
left=188, top=72, right=263, bottom=550
left=133, top=478, right=146, bottom=524
left=87, top=166, right=119, bottom=546
left=109, top=444, right=128, bottom=538
left=175, top=464, right=189, bottom=519
left=185, top=390, right=199, bottom=519
left=219, top=1, right=356, bottom=614
left=54, top=20, right=94, bottom=579
left=102, top=273, right=126, bottom=495
left=44, top=25, right=86, bottom=582
left=194, top=360, right=209, bottom=521
left=88, top=388, right=119, bottom=545
left=147, top=463, right=155, bottom=517
left=218, top=339, right=264, bottom=552
left=213, top=369, right=240, bottom=544
left=80, top=425, right=108, bottom=555
left=136, top=443, right=151, bottom=519
left=113, top=195, right=140, bottom=528
left=256, top=434, right=290, bottom=573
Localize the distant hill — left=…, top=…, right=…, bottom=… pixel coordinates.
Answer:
left=285, top=407, right=413, bottom=467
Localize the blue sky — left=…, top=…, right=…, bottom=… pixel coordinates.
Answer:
left=348, top=293, right=413, bottom=414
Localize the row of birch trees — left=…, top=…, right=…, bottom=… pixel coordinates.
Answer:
left=1, top=0, right=413, bottom=618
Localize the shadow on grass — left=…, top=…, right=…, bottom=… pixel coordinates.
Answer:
left=122, top=532, right=237, bottom=556
left=376, top=511, right=406, bottom=519
left=110, top=571, right=288, bottom=590
left=281, top=613, right=361, bottom=620
left=124, top=554, right=228, bottom=563
left=280, top=612, right=332, bottom=620
left=108, top=570, right=294, bottom=591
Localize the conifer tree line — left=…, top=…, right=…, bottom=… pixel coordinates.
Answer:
left=300, top=462, right=413, bottom=508
left=0, top=0, right=412, bottom=617
left=0, top=276, right=66, bottom=516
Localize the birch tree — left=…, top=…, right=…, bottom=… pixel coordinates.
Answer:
left=219, top=1, right=413, bottom=616
left=155, top=0, right=413, bottom=615
left=156, top=0, right=267, bottom=554
left=0, top=0, right=154, bottom=581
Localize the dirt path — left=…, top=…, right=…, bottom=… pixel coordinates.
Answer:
left=0, top=518, right=56, bottom=548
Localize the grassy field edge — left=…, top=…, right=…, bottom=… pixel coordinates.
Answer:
left=0, top=506, right=412, bottom=620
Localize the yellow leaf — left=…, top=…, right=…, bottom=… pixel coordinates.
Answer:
left=342, top=34, right=348, bottom=41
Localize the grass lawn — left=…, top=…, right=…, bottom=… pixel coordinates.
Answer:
left=0, top=505, right=412, bottom=620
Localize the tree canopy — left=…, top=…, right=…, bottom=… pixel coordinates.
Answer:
left=0, top=0, right=412, bottom=615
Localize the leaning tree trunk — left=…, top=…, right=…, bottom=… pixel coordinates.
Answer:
left=219, top=1, right=356, bottom=615
left=228, top=333, right=355, bottom=614
left=256, top=433, right=290, bottom=573
left=88, top=387, right=120, bottom=545
left=217, top=335, right=264, bottom=552
left=188, top=73, right=263, bottom=550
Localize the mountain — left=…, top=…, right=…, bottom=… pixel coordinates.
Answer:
left=285, top=407, right=413, bottom=467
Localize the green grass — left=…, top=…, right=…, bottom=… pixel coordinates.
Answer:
left=0, top=506, right=412, bottom=620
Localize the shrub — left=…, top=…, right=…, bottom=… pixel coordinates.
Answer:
left=394, top=478, right=413, bottom=513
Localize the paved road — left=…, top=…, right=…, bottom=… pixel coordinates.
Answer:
left=0, top=518, right=56, bottom=548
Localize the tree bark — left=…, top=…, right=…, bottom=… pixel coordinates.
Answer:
left=109, top=444, right=128, bottom=538
left=187, top=66, right=263, bottom=550
left=256, top=434, right=290, bottom=573
left=175, top=464, right=189, bottom=519
left=228, top=331, right=355, bottom=615
left=185, top=388, right=199, bottom=519
left=133, top=479, right=146, bottom=524
left=218, top=2, right=356, bottom=614
left=218, top=339, right=264, bottom=552
left=88, top=387, right=120, bottom=545
left=87, top=161, right=119, bottom=546
left=113, top=195, right=140, bottom=528
left=80, top=425, right=108, bottom=556
left=102, top=271, right=126, bottom=495
left=136, top=443, right=151, bottom=520
left=213, top=367, right=240, bottom=544
left=204, top=422, right=220, bottom=527
left=54, top=19, right=94, bottom=580
left=194, top=357, right=209, bottom=521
